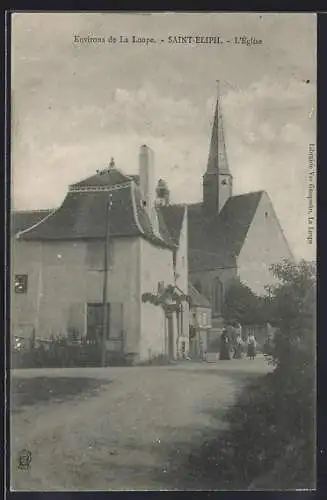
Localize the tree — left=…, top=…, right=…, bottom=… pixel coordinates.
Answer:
left=142, top=285, right=190, bottom=360
left=222, top=279, right=266, bottom=325
left=267, top=259, right=316, bottom=370
left=142, top=284, right=189, bottom=312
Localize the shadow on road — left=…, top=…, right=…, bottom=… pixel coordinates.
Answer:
left=105, top=407, right=243, bottom=490
left=113, top=365, right=271, bottom=490
left=108, top=424, right=233, bottom=490
left=169, top=365, right=269, bottom=383
left=11, top=377, right=112, bottom=414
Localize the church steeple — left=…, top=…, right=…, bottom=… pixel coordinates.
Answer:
left=203, top=81, right=233, bottom=214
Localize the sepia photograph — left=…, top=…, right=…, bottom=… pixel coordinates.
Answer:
left=10, top=12, right=316, bottom=491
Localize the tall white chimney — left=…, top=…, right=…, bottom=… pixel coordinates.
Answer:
left=139, top=145, right=160, bottom=236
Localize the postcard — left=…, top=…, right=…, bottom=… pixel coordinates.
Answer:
left=10, top=12, right=316, bottom=491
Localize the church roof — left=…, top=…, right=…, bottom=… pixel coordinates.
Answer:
left=16, top=167, right=176, bottom=250
left=188, top=191, right=264, bottom=271
left=188, top=282, right=211, bottom=308
left=206, top=86, right=231, bottom=176
left=159, top=205, right=186, bottom=245
left=11, top=209, right=53, bottom=234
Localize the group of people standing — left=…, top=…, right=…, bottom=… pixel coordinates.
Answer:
left=219, top=322, right=257, bottom=361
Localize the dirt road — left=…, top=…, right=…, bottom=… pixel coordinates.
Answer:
left=11, top=357, right=271, bottom=491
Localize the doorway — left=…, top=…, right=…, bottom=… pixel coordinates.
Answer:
left=167, top=312, right=174, bottom=359
left=86, top=303, right=110, bottom=345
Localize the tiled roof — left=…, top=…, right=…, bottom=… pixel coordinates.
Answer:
left=70, top=168, right=130, bottom=188
left=188, top=283, right=211, bottom=308
left=156, top=209, right=176, bottom=248
left=17, top=168, right=175, bottom=249
left=11, top=210, right=54, bottom=235
left=187, top=191, right=264, bottom=271
left=159, top=205, right=186, bottom=245
left=128, top=174, right=140, bottom=186
left=133, top=183, right=175, bottom=247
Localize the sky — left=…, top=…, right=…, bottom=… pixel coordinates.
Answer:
left=11, top=12, right=317, bottom=260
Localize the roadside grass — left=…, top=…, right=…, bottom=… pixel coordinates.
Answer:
left=11, top=376, right=112, bottom=413
left=160, top=368, right=315, bottom=490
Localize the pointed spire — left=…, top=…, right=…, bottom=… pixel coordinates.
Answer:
left=206, top=80, right=230, bottom=175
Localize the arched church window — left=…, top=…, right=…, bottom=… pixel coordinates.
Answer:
left=212, top=278, right=223, bottom=314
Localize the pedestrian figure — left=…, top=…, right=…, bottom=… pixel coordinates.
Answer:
left=233, top=332, right=244, bottom=359
left=247, top=333, right=257, bottom=360
left=199, top=338, right=205, bottom=361
left=219, top=328, right=231, bottom=360
left=234, top=322, right=243, bottom=339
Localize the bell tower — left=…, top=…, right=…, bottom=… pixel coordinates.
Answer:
left=203, top=81, right=233, bottom=214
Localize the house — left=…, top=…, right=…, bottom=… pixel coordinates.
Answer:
left=158, top=87, right=294, bottom=332
left=188, top=283, right=212, bottom=359
left=11, top=145, right=189, bottom=363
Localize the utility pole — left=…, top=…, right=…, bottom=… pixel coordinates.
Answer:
left=101, top=193, right=113, bottom=367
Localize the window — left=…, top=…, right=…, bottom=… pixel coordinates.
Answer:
left=207, top=309, right=212, bottom=327
left=212, top=278, right=223, bottom=314
left=198, top=311, right=205, bottom=327
left=194, top=280, right=202, bottom=293
left=201, top=312, right=207, bottom=327
left=14, top=274, right=28, bottom=294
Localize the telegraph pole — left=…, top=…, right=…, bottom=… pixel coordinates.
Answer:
left=101, top=192, right=113, bottom=367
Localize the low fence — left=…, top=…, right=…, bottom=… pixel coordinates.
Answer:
left=11, top=334, right=132, bottom=368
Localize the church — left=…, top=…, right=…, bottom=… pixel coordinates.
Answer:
left=155, top=88, right=294, bottom=330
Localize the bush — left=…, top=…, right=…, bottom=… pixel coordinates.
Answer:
left=185, top=369, right=315, bottom=490
left=222, top=279, right=266, bottom=325
left=186, top=260, right=316, bottom=489
left=265, top=259, right=316, bottom=369
left=11, top=336, right=101, bottom=368
left=11, top=333, right=139, bottom=368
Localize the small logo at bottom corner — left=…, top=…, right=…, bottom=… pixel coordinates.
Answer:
left=17, top=449, right=32, bottom=471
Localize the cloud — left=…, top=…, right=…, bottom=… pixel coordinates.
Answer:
left=11, top=13, right=316, bottom=260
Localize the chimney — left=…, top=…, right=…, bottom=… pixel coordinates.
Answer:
left=139, top=145, right=160, bottom=236
left=139, top=145, right=155, bottom=211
